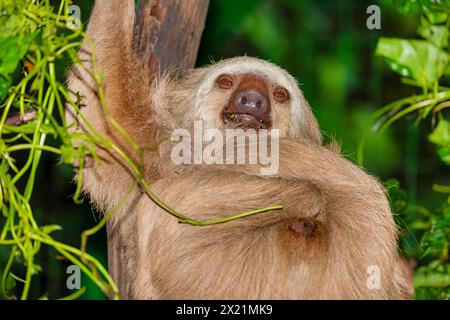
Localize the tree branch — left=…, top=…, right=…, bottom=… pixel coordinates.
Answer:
left=133, top=0, right=209, bottom=75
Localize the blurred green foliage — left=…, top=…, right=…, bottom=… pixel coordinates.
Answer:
left=0, top=0, right=449, bottom=299
left=0, top=0, right=117, bottom=300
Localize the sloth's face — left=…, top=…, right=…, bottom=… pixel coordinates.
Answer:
left=193, top=57, right=310, bottom=139
left=216, top=73, right=290, bottom=130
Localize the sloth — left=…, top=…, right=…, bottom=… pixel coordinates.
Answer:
left=67, top=0, right=323, bottom=223
left=67, top=0, right=411, bottom=299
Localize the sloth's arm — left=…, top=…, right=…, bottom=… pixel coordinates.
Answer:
left=66, top=0, right=151, bottom=220
left=130, top=167, right=408, bottom=299
left=209, top=137, right=385, bottom=194
left=277, top=139, right=382, bottom=190
left=67, top=0, right=153, bottom=156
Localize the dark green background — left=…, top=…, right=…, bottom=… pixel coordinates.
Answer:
left=15, top=0, right=449, bottom=299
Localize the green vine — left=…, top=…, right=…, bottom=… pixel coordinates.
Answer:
left=0, top=0, right=283, bottom=299
left=0, top=0, right=120, bottom=300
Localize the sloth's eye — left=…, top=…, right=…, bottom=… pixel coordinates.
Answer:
left=217, top=74, right=234, bottom=89
left=273, top=86, right=290, bottom=103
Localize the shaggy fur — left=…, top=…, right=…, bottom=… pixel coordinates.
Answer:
left=67, top=0, right=410, bottom=299
left=131, top=138, right=411, bottom=299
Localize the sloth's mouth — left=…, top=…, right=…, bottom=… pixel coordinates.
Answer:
left=223, top=112, right=269, bottom=130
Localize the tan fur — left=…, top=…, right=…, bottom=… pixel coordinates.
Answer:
left=67, top=0, right=410, bottom=299
left=128, top=138, right=409, bottom=299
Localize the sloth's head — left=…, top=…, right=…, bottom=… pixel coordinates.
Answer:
left=163, top=57, right=322, bottom=144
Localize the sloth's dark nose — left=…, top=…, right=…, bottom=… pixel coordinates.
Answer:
left=233, top=89, right=270, bottom=117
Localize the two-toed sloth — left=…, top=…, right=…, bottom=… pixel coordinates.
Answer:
left=67, top=0, right=410, bottom=299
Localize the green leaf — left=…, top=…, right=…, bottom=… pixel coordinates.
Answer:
left=425, top=12, right=448, bottom=25
left=376, top=38, right=449, bottom=88
left=429, top=119, right=450, bottom=146
left=393, top=0, right=425, bottom=14
left=0, top=33, right=35, bottom=75
left=418, top=16, right=449, bottom=48
left=40, top=224, right=62, bottom=234
left=429, top=119, right=450, bottom=164
left=437, top=146, right=450, bottom=164
left=393, top=0, right=450, bottom=15
left=0, top=33, right=36, bottom=100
